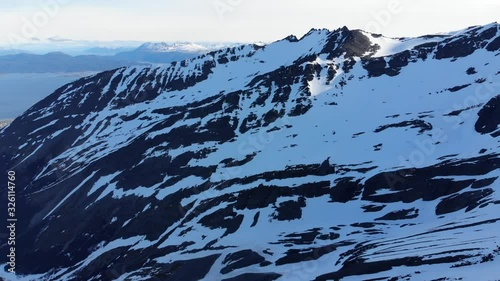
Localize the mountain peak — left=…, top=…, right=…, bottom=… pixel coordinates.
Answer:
left=299, top=27, right=335, bottom=41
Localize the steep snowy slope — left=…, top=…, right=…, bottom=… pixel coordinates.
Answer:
left=0, top=23, right=499, bottom=281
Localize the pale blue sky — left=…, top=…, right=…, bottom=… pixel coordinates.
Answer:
left=0, top=0, right=498, bottom=45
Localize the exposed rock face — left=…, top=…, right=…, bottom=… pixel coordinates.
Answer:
left=0, top=23, right=499, bottom=280
left=475, top=95, right=500, bottom=136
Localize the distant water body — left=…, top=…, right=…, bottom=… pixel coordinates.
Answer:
left=0, top=72, right=95, bottom=120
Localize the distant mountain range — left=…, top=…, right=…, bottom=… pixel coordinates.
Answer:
left=0, top=38, right=142, bottom=56
left=0, top=52, right=139, bottom=73
left=0, top=42, right=235, bottom=73
left=0, top=49, right=28, bottom=56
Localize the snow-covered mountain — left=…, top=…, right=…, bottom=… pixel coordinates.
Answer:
left=135, top=42, right=211, bottom=53
left=1, top=23, right=499, bottom=280
left=0, top=120, right=12, bottom=129
left=114, top=42, right=233, bottom=64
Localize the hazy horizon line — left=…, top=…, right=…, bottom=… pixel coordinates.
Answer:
left=1, top=21, right=498, bottom=51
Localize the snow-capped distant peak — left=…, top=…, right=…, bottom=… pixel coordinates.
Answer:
left=137, top=42, right=210, bottom=53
